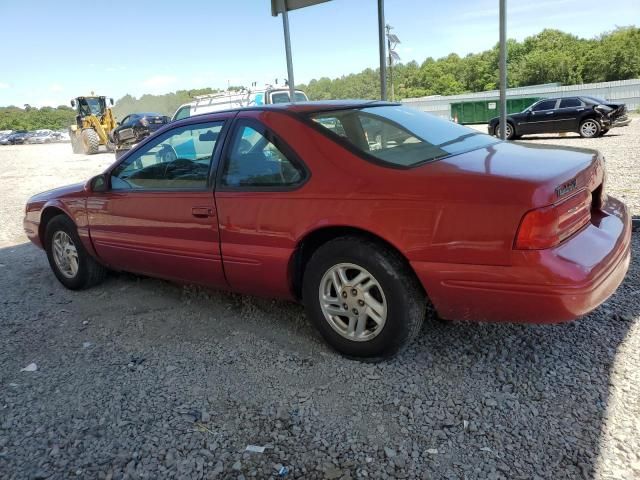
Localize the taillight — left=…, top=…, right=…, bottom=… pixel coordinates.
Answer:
left=514, top=189, right=592, bottom=250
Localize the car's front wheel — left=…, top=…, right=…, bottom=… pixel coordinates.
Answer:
left=45, top=215, right=107, bottom=290
left=579, top=118, right=601, bottom=138
left=303, top=237, right=426, bottom=360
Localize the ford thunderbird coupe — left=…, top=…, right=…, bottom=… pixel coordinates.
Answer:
left=24, top=101, right=631, bottom=359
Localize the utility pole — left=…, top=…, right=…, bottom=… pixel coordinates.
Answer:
left=386, top=24, right=401, bottom=102
left=387, top=25, right=393, bottom=101
left=499, top=0, right=508, bottom=139
left=378, top=0, right=387, bottom=100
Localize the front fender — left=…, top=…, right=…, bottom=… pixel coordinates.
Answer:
left=35, top=198, right=100, bottom=260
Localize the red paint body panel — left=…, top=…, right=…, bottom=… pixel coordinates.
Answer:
left=86, top=191, right=226, bottom=287
left=23, top=102, right=631, bottom=325
left=413, top=197, right=631, bottom=322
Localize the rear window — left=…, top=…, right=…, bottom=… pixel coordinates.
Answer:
left=270, top=91, right=308, bottom=104
left=309, top=105, right=498, bottom=168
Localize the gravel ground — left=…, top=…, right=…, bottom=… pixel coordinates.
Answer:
left=0, top=123, right=639, bottom=480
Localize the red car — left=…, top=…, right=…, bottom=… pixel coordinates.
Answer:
left=24, top=101, right=631, bottom=359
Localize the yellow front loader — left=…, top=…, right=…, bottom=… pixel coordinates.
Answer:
left=69, top=94, right=117, bottom=154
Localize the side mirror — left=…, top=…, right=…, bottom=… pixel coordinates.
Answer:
left=70, top=100, right=76, bottom=108
left=110, top=98, right=114, bottom=106
left=87, top=174, right=108, bottom=193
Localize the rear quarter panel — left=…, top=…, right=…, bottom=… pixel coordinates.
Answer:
left=214, top=111, right=531, bottom=299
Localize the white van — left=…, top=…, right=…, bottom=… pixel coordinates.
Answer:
left=172, top=86, right=309, bottom=121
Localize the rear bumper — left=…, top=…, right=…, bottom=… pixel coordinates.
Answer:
left=412, top=196, right=631, bottom=324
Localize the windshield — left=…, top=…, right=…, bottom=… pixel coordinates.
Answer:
left=79, top=97, right=105, bottom=116
left=310, top=105, right=499, bottom=167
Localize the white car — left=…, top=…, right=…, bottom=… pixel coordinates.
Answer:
left=26, top=130, right=56, bottom=144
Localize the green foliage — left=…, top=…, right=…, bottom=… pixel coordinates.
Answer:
left=298, top=26, right=640, bottom=100
left=0, top=105, right=75, bottom=131
left=112, top=87, right=224, bottom=119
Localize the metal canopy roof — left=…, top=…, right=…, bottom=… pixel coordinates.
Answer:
left=271, top=0, right=331, bottom=16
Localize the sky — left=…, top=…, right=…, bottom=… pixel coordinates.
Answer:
left=0, top=0, right=638, bottom=108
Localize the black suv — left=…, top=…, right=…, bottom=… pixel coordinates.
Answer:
left=488, top=96, right=630, bottom=139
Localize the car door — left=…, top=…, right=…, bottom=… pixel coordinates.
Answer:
left=214, top=112, right=310, bottom=298
left=520, top=99, right=559, bottom=134
left=555, top=97, right=585, bottom=132
left=86, top=115, right=232, bottom=287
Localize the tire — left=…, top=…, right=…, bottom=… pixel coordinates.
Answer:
left=70, top=130, right=82, bottom=154
left=115, top=148, right=130, bottom=160
left=81, top=129, right=100, bottom=154
left=579, top=118, right=601, bottom=138
left=44, top=214, right=107, bottom=290
left=494, top=122, right=515, bottom=140
left=302, top=236, right=426, bottom=360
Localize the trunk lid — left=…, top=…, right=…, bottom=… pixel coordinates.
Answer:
left=435, top=141, right=605, bottom=207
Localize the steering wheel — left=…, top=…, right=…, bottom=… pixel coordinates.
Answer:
left=157, top=144, right=178, bottom=164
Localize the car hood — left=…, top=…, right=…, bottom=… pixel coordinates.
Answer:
left=28, top=182, right=86, bottom=203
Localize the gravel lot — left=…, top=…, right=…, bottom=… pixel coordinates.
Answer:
left=0, top=121, right=639, bottom=480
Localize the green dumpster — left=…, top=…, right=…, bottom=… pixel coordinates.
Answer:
left=451, top=97, right=541, bottom=124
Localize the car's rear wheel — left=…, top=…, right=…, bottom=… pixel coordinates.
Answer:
left=494, top=122, right=514, bottom=140
left=302, top=237, right=426, bottom=360
left=45, top=215, right=107, bottom=290
left=579, top=119, right=601, bottom=138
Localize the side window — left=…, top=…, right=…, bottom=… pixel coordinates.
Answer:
left=110, top=121, right=224, bottom=190
left=559, top=98, right=582, bottom=108
left=173, top=106, right=191, bottom=121
left=120, top=115, right=130, bottom=126
left=532, top=100, right=557, bottom=111
left=221, top=123, right=305, bottom=188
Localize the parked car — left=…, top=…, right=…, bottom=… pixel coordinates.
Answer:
left=2, top=130, right=29, bottom=145
left=488, top=96, right=631, bottom=139
left=56, top=130, right=71, bottom=142
left=24, top=101, right=631, bottom=359
left=26, top=130, right=56, bottom=144
left=111, top=113, right=170, bottom=151
left=0, top=132, right=13, bottom=144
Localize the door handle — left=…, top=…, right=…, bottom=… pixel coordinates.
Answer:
left=191, top=207, right=215, bottom=218
left=576, top=108, right=584, bottom=111
left=545, top=111, right=554, bottom=115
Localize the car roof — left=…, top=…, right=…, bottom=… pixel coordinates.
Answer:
left=184, top=100, right=400, bottom=119
left=264, top=99, right=399, bottom=113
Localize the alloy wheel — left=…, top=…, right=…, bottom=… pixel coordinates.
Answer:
left=318, top=263, right=387, bottom=342
left=52, top=231, right=79, bottom=279
left=581, top=120, right=598, bottom=137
